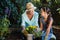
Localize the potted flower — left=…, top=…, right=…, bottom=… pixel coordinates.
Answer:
left=23, top=26, right=42, bottom=40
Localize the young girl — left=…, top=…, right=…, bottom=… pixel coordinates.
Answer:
left=40, top=7, right=56, bottom=40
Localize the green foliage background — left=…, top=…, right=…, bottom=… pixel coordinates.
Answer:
left=0, top=0, right=60, bottom=39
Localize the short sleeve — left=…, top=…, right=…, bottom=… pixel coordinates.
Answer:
left=40, top=18, right=43, bottom=23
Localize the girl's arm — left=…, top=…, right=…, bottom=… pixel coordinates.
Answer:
left=46, top=18, right=53, bottom=37
left=40, top=18, right=43, bottom=31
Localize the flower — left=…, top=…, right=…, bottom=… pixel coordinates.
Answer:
left=25, top=26, right=37, bottom=34
left=26, top=27, right=29, bottom=31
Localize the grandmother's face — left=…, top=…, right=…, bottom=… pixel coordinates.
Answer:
left=26, top=7, right=34, bottom=14
left=26, top=3, right=34, bottom=14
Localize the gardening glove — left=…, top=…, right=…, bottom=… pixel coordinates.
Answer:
left=44, top=36, right=48, bottom=40
left=23, top=30, right=28, bottom=36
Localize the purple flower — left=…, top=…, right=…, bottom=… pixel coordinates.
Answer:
left=4, top=7, right=11, bottom=16
left=5, top=7, right=9, bottom=14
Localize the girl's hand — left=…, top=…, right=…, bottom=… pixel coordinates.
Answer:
left=36, top=28, right=40, bottom=31
left=44, top=36, right=48, bottom=40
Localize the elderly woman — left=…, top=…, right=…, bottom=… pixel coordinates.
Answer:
left=21, top=2, right=39, bottom=31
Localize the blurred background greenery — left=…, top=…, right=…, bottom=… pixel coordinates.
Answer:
left=0, top=0, right=60, bottom=40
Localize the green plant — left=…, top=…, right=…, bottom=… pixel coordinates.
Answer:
left=57, top=8, right=60, bottom=14
left=0, top=15, right=10, bottom=38
left=25, top=26, right=42, bottom=38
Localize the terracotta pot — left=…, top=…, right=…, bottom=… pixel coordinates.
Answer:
left=27, top=34, right=33, bottom=40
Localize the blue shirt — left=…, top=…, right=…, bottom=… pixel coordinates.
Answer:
left=21, top=11, right=39, bottom=28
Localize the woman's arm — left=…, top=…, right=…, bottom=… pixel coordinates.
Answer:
left=46, top=18, right=53, bottom=36
left=21, top=15, right=25, bottom=31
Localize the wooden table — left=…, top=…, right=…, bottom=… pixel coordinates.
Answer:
left=53, top=26, right=60, bottom=40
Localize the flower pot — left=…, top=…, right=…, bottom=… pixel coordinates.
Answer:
left=27, top=34, right=33, bottom=40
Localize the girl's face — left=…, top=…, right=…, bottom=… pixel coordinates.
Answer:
left=41, top=9, right=45, bottom=17
left=41, top=9, right=48, bottom=18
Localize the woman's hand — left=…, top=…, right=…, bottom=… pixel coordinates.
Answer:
left=23, top=30, right=29, bottom=36
left=21, top=26, right=28, bottom=36
left=22, top=26, right=25, bottom=32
